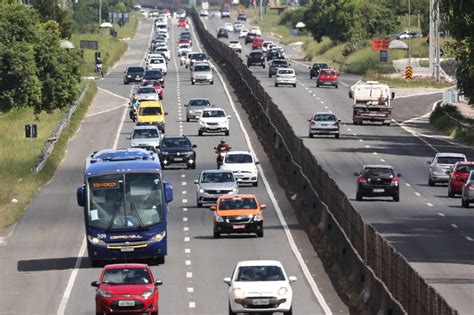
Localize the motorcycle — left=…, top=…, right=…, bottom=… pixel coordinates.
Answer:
left=129, top=104, right=138, bottom=122
left=214, top=146, right=231, bottom=169
left=95, top=63, right=104, bottom=78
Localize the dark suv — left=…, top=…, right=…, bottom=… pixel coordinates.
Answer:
left=237, top=12, right=247, bottom=21
left=217, top=28, right=229, bottom=39
left=244, top=32, right=257, bottom=44
left=309, top=62, right=329, bottom=79
left=123, top=66, right=145, bottom=84
left=246, top=51, right=265, bottom=68
left=268, top=59, right=289, bottom=77
left=354, top=165, right=401, bottom=201
left=158, top=136, right=197, bottom=169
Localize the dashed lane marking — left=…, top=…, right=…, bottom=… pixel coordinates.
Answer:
left=184, top=237, right=190, bottom=242
left=183, top=217, right=188, bottom=222
left=188, top=302, right=196, bottom=309
left=185, top=260, right=191, bottom=266
left=427, top=203, right=434, bottom=207
left=184, top=226, right=189, bottom=231
left=438, top=212, right=445, bottom=216
left=466, top=237, right=474, bottom=241
left=186, top=272, right=192, bottom=278
left=415, top=192, right=421, bottom=196
left=185, top=248, right=191, bottom=254
left=187, top=287, right=194, bottom=293
left=451, top=224, right=458, bottom=228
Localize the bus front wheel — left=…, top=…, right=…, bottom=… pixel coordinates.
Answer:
left=156, top=256, right=165, bottom=265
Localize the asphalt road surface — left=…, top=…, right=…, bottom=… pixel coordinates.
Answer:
left=0, top=16, right=349, bottom=315
left=203, top=15, right=474, bottom=314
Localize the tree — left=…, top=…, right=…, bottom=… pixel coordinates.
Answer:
left=31, top=0, right=73, bottom=38
left=441, top=0, right=474, bottom=104
left=359, top=0, right=398, bottom=37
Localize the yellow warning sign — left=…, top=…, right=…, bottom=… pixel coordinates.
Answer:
left=405, top=66, right=413, bottom=80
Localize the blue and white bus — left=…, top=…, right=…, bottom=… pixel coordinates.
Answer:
left=76, top=148, right=173, bottom=266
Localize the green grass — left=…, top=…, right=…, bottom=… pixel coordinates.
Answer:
left=0, top=82, right=98, bottom=229
left=419, top=59, right=429, bottom=67
left=430, top=104, right=474, bottom=146
left=71, top=12, right=138, bottom=75
left=364, top=74, right=454, bottom=88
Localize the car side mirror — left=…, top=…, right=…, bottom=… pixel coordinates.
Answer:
left=76, top=185, right=85, bottom=207
left=308, top=66, right=311, bottom=69
left=288, top=276, right=297, bottom=283
left=192, top=144, right=197, bottom=148
left=426, top=161, right=431, bottom=165
left=194, top=179, right=199, bottom=184
left=255, top=161, right=260, bottom=165
left=397, top=173, right=401, bottom=177
left=164, top=112, right=168, bottom=115
left=391, top=92, right=395, bottom=99
left=164, top=181, right=173, bottom=203
left=210, top=205, right=217, bottom=211
left=260, top=204, right=267, bottom=209
left=348, top=91, right=353, bottom=99
left=445, top=171, right=451, bottom=175
left=91, top=281, right=99, bottom=287
left=224, top=277, right=232, bottom=285
left=227, top=115, right=231, bottom=119
left=353, top=172, right=359, bottom=176
left=338, top=119, right=341, bottom=123
left=127, top=136, right=131, bottom=140
left=155, top=280, right=163, bottom=286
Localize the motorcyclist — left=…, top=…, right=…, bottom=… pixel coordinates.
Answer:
left=129, top=95, right=139, bottom=121
left=95, top=57, right=104, bottom=78
left=214, top=139, right=231, bottom=169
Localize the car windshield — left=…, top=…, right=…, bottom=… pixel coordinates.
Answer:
left=273, top=60, right=287, bottom=66
left=225, top=154, right=253, bottom=164
left=137, top=88, right=156, bottom=94
left=132, top=129, right=159, bottom=139
left=230, top=41, right=239, bottom=44
left=236, top=266, right=285, bottom=282
left=321, top=70, right=335, bottom=76
left=363, top=168, right=395, bottom=177
left=189, top=99, right=210, bottom=107
left=314, top=114, right=336, bottom=121
left=144, top=71, right=162, bottom=79
left=88, top=173, right=164, bottom=229
left=456, top=165, right=474, bottom=173
left=180, top=45, right=190, bottom=49
left=194, top=54, right=207, bottom=60
left=202, top=110, right=225, bottom=118
left=313, top=63, right=328, bottom=69
left=201, top=172, right=234, bottom=183
left=219, top=197, right=257, bottom=210
left=128, top=67, right=144, bottom=73
left=161, top=137, right=191, bottom=148
left=437, top=156, right=465, bottom=164
left=250, top=52, right=262, bottom=57
left=194, top=65, right=211, bottom=72
left=278, top=69, right=294, bottom=75
left=149, top=59, right=164, bottom=64
left=102, top=268, right=152, bottom=285
left=139, top=106, right=162, bottom=115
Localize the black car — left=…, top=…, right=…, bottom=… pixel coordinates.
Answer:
left=266, top=48, right=284, bottom=61
left=268, top=59, right=289, bottom=77
left=180, top=32, right=192, bottom=40
left=189, top=53, right=209, bottom=68
left=244, top=32, right=257, bottom=44
left=143, top=70, right=165, bottom=86
left=354, top=165, right=401, bottom=201
left=309, top=62, right=329, bottom=79
left=246, top=51, right=265, bottom=68
left=217, top=28, right=229, bottom=39
left=237, top=12, right=247, bottom=21
left=123, top=66, right=145, bottom=84
left=158, top=136, right=197, bottom=169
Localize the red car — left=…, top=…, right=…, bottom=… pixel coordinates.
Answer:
left=448, top=161, right=474, bottom=197
left=178, top=38, right=191, bottom=47
left=316, top=68, right=339, bottom=88
left=178, top=18, right=187, bottom=27
left=92, top=263, right=162, bottom=315
left=142, top=80, right=164, bottom=99
left=252, top=37, right=263, bottom=50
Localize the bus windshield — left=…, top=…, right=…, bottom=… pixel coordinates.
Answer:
left=87, top=173, right=164, bottom=230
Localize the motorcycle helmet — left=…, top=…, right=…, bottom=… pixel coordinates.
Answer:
left=220, top=139, right=226, bottom=144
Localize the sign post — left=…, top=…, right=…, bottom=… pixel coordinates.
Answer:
left=405, top=66, right=413, bottom=80
left=25, top=124, right=38, bottom=151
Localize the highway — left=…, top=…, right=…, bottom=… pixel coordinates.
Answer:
left=0, top=16, right=348, bottom=314
left=202, top=15, right=474, bottom=314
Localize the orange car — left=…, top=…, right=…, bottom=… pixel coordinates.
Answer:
left=210, top=195, right=266, bottom=238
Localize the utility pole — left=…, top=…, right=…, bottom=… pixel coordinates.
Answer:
left=407, top=0, right=411, bottom=66
left=259, top=0, right=263, bottom=21
left=99, top=0, right=102, bottom=25
left=429, top=0, right=441, bottom=81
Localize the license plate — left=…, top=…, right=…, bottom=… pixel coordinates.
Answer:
left=120, top=247, right=134, bottom=252
left=253, top=299, right=270, bottom=305
left=174, top=157, right=183, bottom=161
left=233, top=225, right=245, bottom=229
left=118, top=300, right=135, bottom=307
left=373, top=188, right=385, bottom=193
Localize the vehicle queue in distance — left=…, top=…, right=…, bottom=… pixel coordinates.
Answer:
left=85, top=8, right=297, bottom=315
left=212, top=10, right=474, bottom=208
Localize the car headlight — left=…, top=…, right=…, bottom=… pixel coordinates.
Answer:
left=216, top=216, right=224, bottom=223
left=231, top=187, right=238, bottom=192
left=199, top=188, right=205, bottom=193
left=233, top=288, right=245, bottom=299
left=87, top=235, right=106, bottom=246
left=253, top=214, right=263, bottom=221
left=277, top=287, right=288, bottom=296
left=184, top=151, right=194, bottom=155
left=161, top=151, right=169, bottom=155
left=149, top=231, right=166, bottom=243
left=142, top=289, right=154, bottom=299
left=199, top=120, right=207, bottom=126
left=98, top=289, right=111, bottom=298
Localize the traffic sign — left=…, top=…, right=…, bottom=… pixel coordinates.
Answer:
left=380, top=50, right=388, bottom=63
left=371, top=39, right=390, bottom=51
left=405, top=66, right=413, bottom=80
left=25, top=124, right=37, bottom=138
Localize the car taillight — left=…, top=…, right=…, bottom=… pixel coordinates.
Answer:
left=310, top=121, right=316, bottom=126
left=333, top=121, right=339, bottom=126
left=358, top=176, right=367, bottom=183
left=391, top=178, right=400, bottom=186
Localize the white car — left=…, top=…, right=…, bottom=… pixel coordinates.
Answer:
left=178, top=44, right=191, bottom=57
left=274, top=68, right=296, bottom=87
left=250, top=26, right=262, bottom=36
left=239, top=28, right=249, bottom=38
left=154, top=47, right=170, bottom=61
left=147, top=58, right=167, bottom=74
left=225, top=260, right=296, bottom=315
left=262, top=40, right=274, bottom=52
left=221, top=151, right=259, bottom=186
left=228, top=40, right=242, bottom=53
left=199, top=9, right=209, bottom=17
left=198, top=108, right=230, bottom=136
left=224, top=22, right=234, bottom=32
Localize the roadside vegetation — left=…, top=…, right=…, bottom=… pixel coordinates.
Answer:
left=430, top=104, right=474, bottom=146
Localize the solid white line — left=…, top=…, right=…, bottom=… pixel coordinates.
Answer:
left=85, top=103, right=127, bottom=118
left=191, top=21, right=333, bottom=315
left=97, top=87, right=130, bottom=101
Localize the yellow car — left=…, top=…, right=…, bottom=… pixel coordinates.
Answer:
left=136, top=101, right=167, bottom=132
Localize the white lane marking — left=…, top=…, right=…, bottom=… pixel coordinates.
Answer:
left=347, top=128, right=351, bottom=131
left=182, top=198, right=188, bottom=203
left=187, top=287, right=194, bottom=293
left=324, top=106, right=328, bottom=109
left=438, top=212, right=445, bottom=216
left=183, top=207, right=188, bottom=212
left=451, top=224, right=458, bottom=229
left=184, top=236, right=190, bottom=242
left=56, top=238, right=87, bottom=315
left=466, top=237, right=474, bottom=241
left=184, top=226, right=189, bottom=231
left=182, top=191, right=187, bottom=194
left=312, top=94, right=317, bottom=97
left=427, top=203, right=434, bottom=207
left=365, top=145, right=370, bottom=148
left=186, top=272, right=192, bottom=278
left=304, top=87, right=308, bottom=90
left=353, top=133, right=357, bottom=136
left=182, top=181, right=187, bottom=185
left=85, top=103, right=127, bottom=118
left=97, top=87, right=130, bottom=101
left=373, top=152, right=378, bottom=155
left=380, top=158, right=386, bottom=162
left=185, top=260, right=191, bottom=265
left=188, top=302, right=196, bottom=308
left=181, top=174, right=186, bottom=178
left=415, top=192, right=421, bottom=196
left=320, top=101, right=324, bottom=104
left=185, top=248, right=191, bottom=254
left=339, top=80, right=349, bottom=87
left=308, top=90, right=313, bottom=94
left=191, top=23, right=333, bottom=315
left=316, top=97, right=320, bottom=100
left=359, top=139, right=363, bottom=142
left=405, top=183, right=411, bottom=187
left=183, top=217, right=188, bottom=222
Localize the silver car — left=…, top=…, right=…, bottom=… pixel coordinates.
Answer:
left=308, top=111, right=340, bottom=138
left=128, top=125, right=161, bottom=152
left=427, top=152, right=467, bottom=186
left=191, top=62, right=214, bottom=85
left=184, top=98, right=212, bottom=121
left=135, top=86, right=159, bottom=101
left=461, top=170, right=474, bottom=208
left=274, top=68, right=297, bottom=87
left=194, top=170, right=239, bottom=207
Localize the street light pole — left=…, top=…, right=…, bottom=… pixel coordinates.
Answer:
left=407, top=0, right=411, bottom=66
left=99, top=0, right=102, bottom=25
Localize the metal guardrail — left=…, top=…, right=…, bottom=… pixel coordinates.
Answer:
left=34, top=84, right=90, bottom=173
left=190, top=9, right=458, bottom=315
